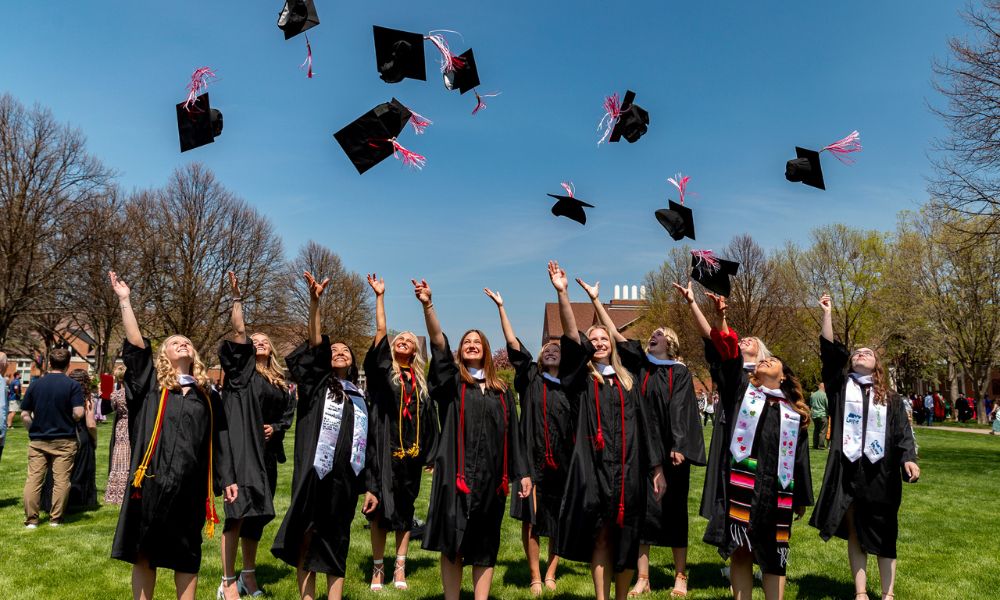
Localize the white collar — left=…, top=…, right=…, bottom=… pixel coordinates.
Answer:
left=542, top=372, right=561, bottom=384
left=467, top=367, right=485, bottom=381
left=594, top=362, right=616, bottom=376
left=849, top=373, right=873, bottom=385
left=743, top=362, right=756, bottom=372
left=177, top=374, right=197, bottom=386
left=759, top=385, right=785, bottom=399
left=646, top=354, right=678, bottom=366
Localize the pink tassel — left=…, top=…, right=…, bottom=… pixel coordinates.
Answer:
left=456, top=474, right=470, bottom=494
left=425, top=32, right=465, bottom=73
left=667, top=173, right=691, bottom=204
left=596, top=93, right=622, bottom=145
left=691, top=249, right=721, bottom=273
left=822, top=130, right=862, bottom=164
left=183, top=67, right=217, bottom=111
left=406, top=109, right=432, bottom=135
left=390, top=138, right=426, bottom=169
left=472, top=91, right=501, bottom=115
left=559, top=182, right=575, bottom=197
left=300, top=35, right=313, bottom=79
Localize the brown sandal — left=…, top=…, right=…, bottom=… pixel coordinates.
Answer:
left=544, top=577, right=557, bottom=591
left=670, top=571, right=689, bottom=597
left=628, top=576, right=652, bottom=597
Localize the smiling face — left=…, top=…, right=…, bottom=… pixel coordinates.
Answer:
left=540, top=342, right=561, bottom=368
left=738, top=337, right=759, bottom=361
left=588, top=327, right=612, bottom=362
left=330, top=343, right=354, bottom=371
left=460, top=332, right=484, bottom=367
left=753, top=355, right=784, bottom=382
left=851, top=347, right=876, bottom=374
left=391, top=332, right=418, bottom=364
left=250, top=333, right=272, bottom=358
left=163, top=335, right=194, bottom=366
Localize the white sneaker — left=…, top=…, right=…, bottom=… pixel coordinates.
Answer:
left=25, top=523, right=38, bottom=529
left=49, top=521, right=61, bottom=527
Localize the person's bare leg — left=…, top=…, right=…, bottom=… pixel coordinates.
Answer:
left=729, top=548, right=755, bottom=600
left=394, top=529, right=412, bottom=588
left=846, top=506, right=869, bottom=598
left=240, top=538, right=261, bottom=594
left=876, top=556, right=896, bottom=599
left=543, top=545, right=560, bottom=590
left=522, top=522, right=543, bottom=594
left=174, top=572, right=197, bottom=600
left=672, top=546, right=689, bottom=594
left=441, top=554, right=463, bottom=600
left=591, top=526, right=613, bottom=600
left=131, top=557, right=157, bottom=600
left=630, top=544, right=651, bottom=595
left=614, top=569, right=635, bottom=600
left=220, top=521, right=242, bottom=600
left=296, top=568, right=315, bottom=600
left=370, top=518, right=387, bottom=588
left=762, top=573, right=785, bottom=600
left=471, top=566, right=495, bottom=600
left=326, top=575, right=345, bottom=600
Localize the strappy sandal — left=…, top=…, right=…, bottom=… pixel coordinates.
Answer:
left=628, top=576, right=652, bottom=597
left=544, top=577, right=557, bottom=591
left=670, top=571, right=689, bottom=597
left=882, top=594, right=894, bottom=600
left=529, top=580, right=544, bottom=597
left=394, top=555, right=409, bottom=590
left=237, top=569, right=264, bottom=598
left=855, top=594, right=870, bottom=600
left=370, top=559, right=385, bottom=591
left=216, top=575, right=238, bottom=600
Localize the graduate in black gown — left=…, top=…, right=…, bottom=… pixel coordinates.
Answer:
left=810, top=294, right=919, bottom=600
left=484, top=286, right=572, bottom=596
left=412, top=278, right=531, bottom=600
left=681, top=288, right=812, bottom=600
left=107, top=271, right=238, bottom=600
left=217, top=272, right=295, bottom=600
left=546, top=262, right=665, bottom=600
left=575, top=278, right=706, bottom=598
left=363, top=273, right=437, bottom=592
left=270, top=272, right=379, bottom=600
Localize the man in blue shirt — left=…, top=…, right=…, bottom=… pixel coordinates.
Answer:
left=20, top=348, right=84, bottom=528
left=0, top=352, right=8, bottom=464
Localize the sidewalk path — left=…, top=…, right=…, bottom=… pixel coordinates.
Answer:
left=914, top=425, right=991, bottom=435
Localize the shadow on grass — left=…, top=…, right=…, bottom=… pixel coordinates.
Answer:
left=256, top=562, right=294, bottom=587
left=795, top=573, right=856, bottom=599
left=648, top=560, right=727, bottom=591
left=0, top=497, right=19, bottom=509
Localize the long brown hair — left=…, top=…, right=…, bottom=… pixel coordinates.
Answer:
left=456, top=329, right=506, bottom=392
left=850, top=348, right=887, bottom=405
left=250, top=332, right=286, bottom=389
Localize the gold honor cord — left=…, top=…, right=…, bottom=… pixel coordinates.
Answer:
left=393, top=369, right=421, bottom=459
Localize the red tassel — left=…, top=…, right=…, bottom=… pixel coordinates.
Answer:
left=496, top=474, right=509, bottom=496
left=301, top=35, right=314, bottom=79
left=616, top=502, right=625, bottom=527
left=822, top=130, right=862, bottom=164
left=544, top=453, right=559, bottom=470
left=456, top=474, right=470, bottom=494
left=668, top=173, right=691, bottom=205
left=593, top=428, right=605, bottom=450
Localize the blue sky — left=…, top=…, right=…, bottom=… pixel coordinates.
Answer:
left=0, top=1, right=968, bottom=354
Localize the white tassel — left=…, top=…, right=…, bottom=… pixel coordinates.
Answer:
left=778, top=547, right=790, bottom=568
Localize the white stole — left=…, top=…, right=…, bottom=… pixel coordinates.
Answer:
left=313, top=382, right=369, bottom=479
left=730, top=384, right=801, bottom=489
left=842, top=374, right=886, bottom=463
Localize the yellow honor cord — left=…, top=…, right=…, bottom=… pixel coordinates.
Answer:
left=205, top=389, right=217, bottom=538
left=132, top=388, right=169, bottom=488
left=393, top=373, right=420, bottom=460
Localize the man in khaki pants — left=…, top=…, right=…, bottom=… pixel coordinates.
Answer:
left=21, top=348, right=85, bottom=528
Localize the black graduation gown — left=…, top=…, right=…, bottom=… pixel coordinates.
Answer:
left=421, top=335, right=528, bottom=567
left=702, top=342, right=813, bottom=575
left=809, top=337, right=918, bottom=558
left=271, top=337, right=378, bottom=577
left=219, top=340, right=294, bottom=541
left=364, top=336, right=438, bottom=532
left=41, top=417, right=97, bottom=512
left=553, top=334, right=660, bottom=572
left=617, top=340, right=706, bottom=548
left=507, top=340, right=575, bottom=539
left=699, top=335, right=738, bottom=524
left=111, top=339, right=234, bottom=574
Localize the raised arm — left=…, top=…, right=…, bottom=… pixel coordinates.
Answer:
left=549, top=261, right=579, bottom=343
left=577, top=278, right=626, bottom=343
left=484, top=288, right=519, bottom=351
left=303, top=271, right=330, bottom=348
left=109, top=271, right=143, bottom=348
left=228, top=271, right=247, bottom=344
left=413, top=279, right=444, bottom=350
left=367, top=273, right=387, bottom=346
left=706, top=292, right=730, bottom=334
left=672, top=281, right=712, bottom=338
left=819, top=293, right=834, bottom=342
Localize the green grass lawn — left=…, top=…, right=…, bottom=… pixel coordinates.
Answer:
left=0, top=422, right=997, bottom=599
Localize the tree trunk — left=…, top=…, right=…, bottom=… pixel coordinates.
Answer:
left=948, top=360, right=961, bottom=421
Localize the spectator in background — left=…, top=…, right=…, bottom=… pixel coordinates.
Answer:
left=20, top=348, right=85, bottom=528
left=104, top=365, right=130, bottom=506
left=923, top=393, right=934, bottom=426
left=704, top=391, right=717, bottom=426
left=0, top=352, right=8, bottom=463
left=810, top=383, right=829, bottom=450
left=41, top=369, right=99, bottom=512
left=984, top=395, right=993, bottom=422
left=991, top=403, right=1000, bottom=436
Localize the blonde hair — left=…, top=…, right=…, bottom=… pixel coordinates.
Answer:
left=536, top=340, right=561, bottom=372
left=155, top=335, right=210, bottom=392
left=113, top=364, right=126, bottom=382
left=645, top=326, right=680, bottom=359
left=456, top=329, right=506, bottom=392
left=250, top=332, right=286, bottom=389
left=585, top=325, right=633, bottom=391
left=744, top=336, right=772, bottom=363
left=389, top=331, right=428, bottom=399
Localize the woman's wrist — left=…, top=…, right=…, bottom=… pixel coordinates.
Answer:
left=423, top=302, right=434, bottom=310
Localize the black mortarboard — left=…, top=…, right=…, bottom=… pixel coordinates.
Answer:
left=176, top=93, right=223, bottom=153
left=373, top=26, right=427, bottom=83
left=548, top=192, right=594, bottom=225
left=610, top=90, right=649, bottom=143
left=691, top=254, right=740, bottom=297
left=446, top=48, right=480, bottom=94
left=277, top=0, right=320, bottom=40
left=655, top=200, right=695, bottom=241
left=333, top=99, right=412, bottom=174
left=785, top=146, right=825, bottom=190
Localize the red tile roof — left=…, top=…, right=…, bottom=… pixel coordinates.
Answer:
left=541, top=300, right=647, bottom=346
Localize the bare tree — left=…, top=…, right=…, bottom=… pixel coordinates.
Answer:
left=0, top=94, right=115, bottom=345
left=124, top=164, right=287, bottom=353
left=288, top=240, right=373, bottom=353
left=929, top=1, right=1000, bottom=235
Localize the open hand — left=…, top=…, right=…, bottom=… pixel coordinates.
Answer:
left=484, top=288, right=503, bottom=307
left=108, top=271, right=130, bottom=300
left=228, top=271, right=242, bottom=299
left=367, top=273, right=385, bottom=296
left=575, top=278, right=600, bottom=300
left=548, top=261, right=568, bottom=292
left=411, top=279, right=432, bottom=306
left=705, top=292, right=727, bottom=315
left=672, top=281, right=695, bottom=304
left=304, top=271, right=330, bottom=301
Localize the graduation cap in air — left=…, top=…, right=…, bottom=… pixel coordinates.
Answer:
left=277, top=0, right=320, bottom=40
left=176, top=92, right=222, bottom=153
left=445, top=48, right=480, bottom=94
left=690, top=251, right=740, bottom=297
left=598, top=90, right=649, bottom=144
left=334, top=99, right=427, bottom=174
left=785, top=130, right=862, bottom=190
left=547, top=182, right=593, bottom=225
left=655, top=173, right=695, bottom=240
left=373, top=26, right=427, bottom=83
